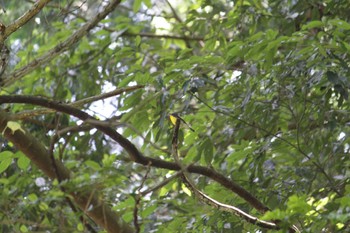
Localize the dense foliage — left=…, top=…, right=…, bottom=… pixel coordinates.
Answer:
left=0, top=0, right=350, bottom=232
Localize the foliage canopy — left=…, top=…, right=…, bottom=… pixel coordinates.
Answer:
left=0, top=0, right=350, bottom=232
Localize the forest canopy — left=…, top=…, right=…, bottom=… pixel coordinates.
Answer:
left=0, top=0, right=350, bottom=232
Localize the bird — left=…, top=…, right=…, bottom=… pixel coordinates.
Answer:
left=169, top=113, right=195, bottom=132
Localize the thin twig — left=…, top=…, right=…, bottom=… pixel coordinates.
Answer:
left=170, top=114, right=299, bottom=232
left=191, top=92, right=341, bottom=196
left=133, top=162, right=151, bottom=233
left=140, top=171, right=182, bottom=196
left=49, top=113, right=97, bottom=233
left=12, top=85, right=143, bottom=120
left=164, top=0, right=192, bottom=48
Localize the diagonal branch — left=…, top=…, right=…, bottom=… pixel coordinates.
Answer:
left=13, top=85, right=144, bottom=120
left=0, top=110, right=134, bottom=233
left=1, top=0, right=122, bottom=87
left=170, top=115, right=299, bottom=231
left=0, top=0, right=52, bottom=43
left=0, top=94, right=270, bottom=213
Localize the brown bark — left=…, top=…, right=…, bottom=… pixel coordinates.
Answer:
left=0, top=110, right=134, bottom=233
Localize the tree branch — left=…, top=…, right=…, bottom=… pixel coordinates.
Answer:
left=170, top=113, right=299, bottom=231
left=13, top=85, right=143, bottom=120
left=1, top=0, right=122, bottom=87
left=0, top=94, right=270, bottom=213
left=0, top=0, right=51, bottom=43
left=0, top=110, right=134, bottom=233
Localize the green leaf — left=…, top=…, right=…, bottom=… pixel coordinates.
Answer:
left=159, top=186, right=169, bottom=197
left=200, top=137, right=214, bottom=165
left=135, top=35, right=141, bottom=47
left=119, top=90, right=142, bottom=110
left=20, top=225, right=28, bottom=233
left=157, top=176, right=175, bottom=197
left=142, top=204, right=158, bottom=217
left=0, top=158, right=12, bottom=173
left=0, top=178, right=9, bottom=185
left=183, top=145, right=200, bottom=164
left=286, top=195, right=312, bottom=215
left=0, top=151, right=13, bottom=161
left=122, top=211, right=134, bottom=222
left=27, top=193, right=38, bottom=202
left=118, top=74, right=135, bottom=88
left=266, top=29, right=278, bottom=40
left=114, top=196, right=135, bottom=210
left=226, top=41, right=244, bottom=59
left=262, top=209, right=285, bottom=221
left=17, top=156, right=30, bottom=170
left=39, top=202, right=49, bottom=211
left=302, top=21, right=324, bottom=30
left=133, top=0, right=142, bottom=12
left=84, top=160, right=101, bottom=171
left=143, top=0, right=152, bottom=8
left=329, top=19, right=350, bottom=30
left=102, top=154, right=116, bottom=167
left=77, top=223, right=84, bottom=231
left=134, top=72, right=151, bottom=85
left=338, top=196, right=350, bottom=207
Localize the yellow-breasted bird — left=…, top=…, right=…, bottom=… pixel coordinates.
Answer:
left=169, top=113, right=195, bottom=132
